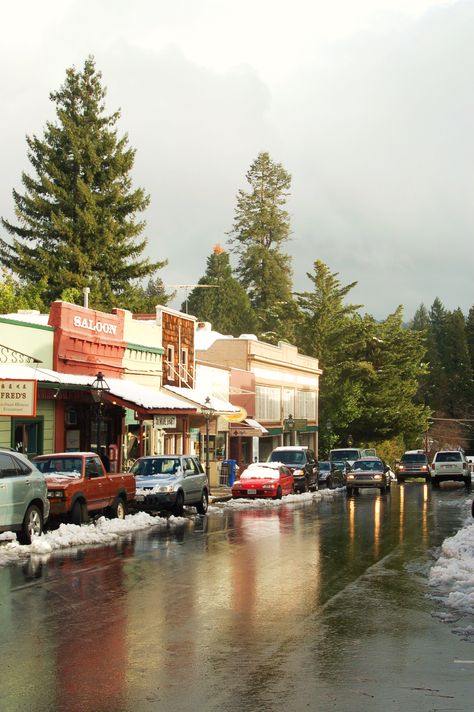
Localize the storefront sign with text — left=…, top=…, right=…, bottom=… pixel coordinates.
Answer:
left=0, top=379, right=37, bottom=416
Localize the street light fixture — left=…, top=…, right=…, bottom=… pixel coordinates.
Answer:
left=91, top=372, right=110, bottom=455
left=286, top=413, right=295, bottom=446
left=201, top=396, right=215, bottom=493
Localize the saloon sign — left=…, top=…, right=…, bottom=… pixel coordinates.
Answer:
left=0, top=379, right=37, bottom=417
left=73, top=315, right=118, bottom=335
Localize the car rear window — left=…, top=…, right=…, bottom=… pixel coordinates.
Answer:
left=241, top=465, right=280, bottom=480
left=401, top=454, right=427, bottom=463
left=434, top=452, right=462, bottom=463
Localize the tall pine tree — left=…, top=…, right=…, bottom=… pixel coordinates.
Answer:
left=227, top=152, right=297, bottom=343
left=1, top=56, right=165, bottom=311
left=184, top=245, right=257, bottom=336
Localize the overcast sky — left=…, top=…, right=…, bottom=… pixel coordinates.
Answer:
left=2, top=0, right=473, bottom=320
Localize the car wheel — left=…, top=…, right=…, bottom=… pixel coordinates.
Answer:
left=71, top=500, right=87, bottom=525
left=195, top=490, right=209, bottom=515
left=303, top=479, right=309, bottom=493
left=274, top=486, right=283, bottom=500
left=112, top=497, right=127, bottom=519
left=346, top=486, right=353, bottom=496
left=432, top=478, right=440, bottom=488
left=18, top=504, right=43, bottom=545
left=463, top=477, right=471, bottom=489
left=327, top=477, right=332, bottom=490
left=173, top=491, right=184, bottom=516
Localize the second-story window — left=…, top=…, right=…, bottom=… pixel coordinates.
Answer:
left=180, top=347, right=188, bottom=383
left=167, top=345, right=175, bottom=381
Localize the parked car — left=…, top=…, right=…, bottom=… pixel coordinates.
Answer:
left=330, top=447, right=376, bottom=467
left=430, top=450, right=471, bottom=488
left=131, top=455, right=209, bottom=515
left=396, top=450, right=431, bottom=483
left=0, top=449, right=50, bottom=544
left=318, top=460, right=348, bottom=489
left=346, top=457, right=391, bottom=495
left=231, top=462, right=294, bottom=499
left=32, top=452, right=135, bottom=523
left=267, top=446, right=319, bottom=493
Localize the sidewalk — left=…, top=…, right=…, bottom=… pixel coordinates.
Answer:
left=210, top=486, right=232, bottom=503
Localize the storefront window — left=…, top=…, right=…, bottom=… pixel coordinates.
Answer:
left=12, top=418, right=43, bottom=457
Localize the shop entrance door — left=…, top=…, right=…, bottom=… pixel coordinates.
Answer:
left=12, top=418, right=44, bottom=457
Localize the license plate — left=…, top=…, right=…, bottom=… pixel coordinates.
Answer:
left=136, top=494, right=145, bottom=502
left=247, top=489, right=256, bottom=494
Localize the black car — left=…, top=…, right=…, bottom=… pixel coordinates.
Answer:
left=267, top=446, right=319, bottom=493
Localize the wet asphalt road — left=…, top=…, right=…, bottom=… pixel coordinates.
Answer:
left=0, top=483, right=473, bottom=712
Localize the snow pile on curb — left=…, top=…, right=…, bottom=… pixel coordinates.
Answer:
left=0, top=510, right=190, bottom=567
left=210, top=486, right=345, bottom=512
left=429, top=521, right=474, bottom=614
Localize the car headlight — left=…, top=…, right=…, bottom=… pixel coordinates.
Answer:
left=48, top=490, right=65, bottom=499
left=293, top=469, right=304, bottom=476
left=158, top=485, right=176, bottom=493
left=233, top=482, right=241, bottom=487
left=347, top=474, right=354, bottom=480
left=374, top=474, right=382, bottom=480
left=399, top=465, right=405, bottom=470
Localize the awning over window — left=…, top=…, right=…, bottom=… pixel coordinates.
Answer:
left=0, top=366, right=195, bottom=414
left=163, top=385, right=241, bottom=415
left=228, top=418, right=269, bottom=438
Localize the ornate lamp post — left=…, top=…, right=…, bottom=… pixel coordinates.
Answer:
left=201, top=396, right=215, bottom=493
left=286, top=413, right=295, bottom=445
left=91, top=372, right=110, bottom=454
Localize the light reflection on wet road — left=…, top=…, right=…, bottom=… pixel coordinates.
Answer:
left=0, top=484, right=473, bottom=712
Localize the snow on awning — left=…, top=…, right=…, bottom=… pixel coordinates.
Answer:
left=0, top=366, right=196, bottom=414
left=163, top=385, right=240, bottom=415
left=243, top=418, right=269, bottom=434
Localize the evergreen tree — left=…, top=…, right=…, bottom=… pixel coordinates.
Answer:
left=354, top=308, right=430, bottom=446
left=184, top=245, right=257, bottom=336
left=1, top=56, right=165, bottom=311
left=295, top=260, right=366, bottom=453
left=227, top=152, right=297, bottom=342
left=442, top=308, right=473, bottom=417
left=427, top=298, right=449, bottom=413
left=465, top=306, right=474, bottom=375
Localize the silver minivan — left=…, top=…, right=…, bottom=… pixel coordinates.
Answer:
left=0, top=449, right=50, bottom=543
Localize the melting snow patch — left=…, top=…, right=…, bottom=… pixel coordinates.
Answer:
left=0, top=510, right=187, bottom=567
left=215, top=487, right=345, bottom=510
left=429, top=522, right=474, bottom=615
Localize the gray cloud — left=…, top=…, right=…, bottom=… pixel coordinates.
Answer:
left=1, top=1, right=473, bottom=321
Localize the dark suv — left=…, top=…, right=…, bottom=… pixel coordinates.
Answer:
left=267, top=446, right=319, bottom=493
left=396, top=450, right=431, bottom=483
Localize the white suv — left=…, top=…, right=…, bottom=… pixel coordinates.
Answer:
left=431, top=450, right=471, bottom=488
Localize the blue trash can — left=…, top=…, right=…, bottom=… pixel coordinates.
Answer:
left=222, top=459, right=237, bottom=486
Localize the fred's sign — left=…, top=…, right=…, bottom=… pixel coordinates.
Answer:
left=0, top=379, right=37, bottom=416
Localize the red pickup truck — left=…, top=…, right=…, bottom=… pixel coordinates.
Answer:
left=32, top=452, right=136, bottom=524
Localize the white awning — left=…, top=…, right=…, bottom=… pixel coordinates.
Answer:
left=0, top=366, right=195, bottom=413
left=163, top=385, right=241, bottom=415
left=243, top=418, right=269, bottom=434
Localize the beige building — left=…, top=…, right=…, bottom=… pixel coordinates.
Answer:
left=195, top=323, right=322, bottom=468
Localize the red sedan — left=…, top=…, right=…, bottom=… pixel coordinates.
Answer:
left=231, top=462, right=294, bottom=499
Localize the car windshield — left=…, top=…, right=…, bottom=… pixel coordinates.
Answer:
left=330, top=449, right=359, bottom=461
left=401, top=454, right=427, bottom=463
left=268, top=450, right=304, bottom=465
left=435, top=452, right=462, bottom=463
left=241, top=465, right=280, bottom=480
left=352, top=459, right=383, bottom=472
left=319, top=462, right=331, bottom=471
left=33, top=457, right=82, bottom=476
left=131, top=458, right=181, bottom=477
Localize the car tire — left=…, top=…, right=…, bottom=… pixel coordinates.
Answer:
left=346, top=486, right=353, bottom=496
left=173, top=491, right=184, bottom=516
left=71, top=500, right=88, bottom=525
left=274, top=486, right=283, bottom=500
left=432, top=478, right=440, bottom=488
left=195, top=490, right=209, bottom=515
left=111, top=497, right=127, bottom=519
left=326, top=477, right=332, bottom=489
left=463, top=477, right=471, bottom=489
left=18, top=504, right=43, bottom=545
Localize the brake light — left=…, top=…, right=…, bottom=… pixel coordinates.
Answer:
left=463, top=462, right=467, bottom=469
left=432, top=463, right=435, bottom=470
